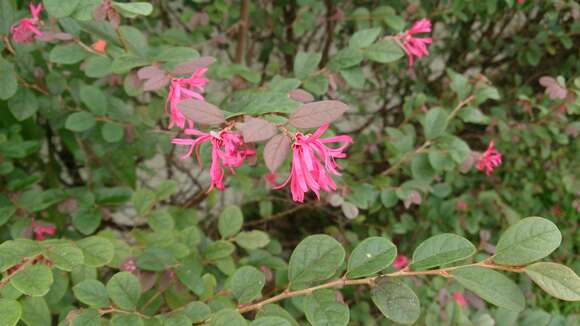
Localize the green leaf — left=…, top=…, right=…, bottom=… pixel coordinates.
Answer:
left=0, top=56, right=18, bottom=100
left=411, top=153, right=435, bottom=182
left=101, top=122, right=124, bottom=143
left=164, top=314, right=191, bottom=326
left=209, top=309, right=247, bottom=326
left=339, top=67, right=365, bottom=89
left=111, top=55, right=149, bottom=74
left=72, top=207, right=102, bottom=235
left=107, top=272, right=141, bottom=311
left=448, top=69, right=472, bottom=100
left=49, top=44, right=88, bottom=64
left=219, top=205, right=244, bottom=238
left=136, top=247, right=177, bottom=271
left=303, top=74, right=328, bottom=96
left=148, top=210, right=175, bottom=232
left=329, top=48, right=363, bottom=70
left=73, top=280, right=110, bottom=308
left=451, top=266, right=525, bottom=311
left=228, top=266, right=266, bottom=304
left=347, top=237, right=397, bottom=278
left=20, top=297, right=50, bottom=326
left=365, top=40, right=404, bottom=63
left=70, top=309, right=102, bottom=326
left=288, top=234, right=345, bottom=289
left=175, top=255, right=203, bottom=294
left=294, top=52, right=321, bottom=80
left=0, top=205, right=16, bottom=226
left=380, top=188, right=398, bottom=208
left=110, top=314, right=143, bottom=326
left=205, top=240, right=235, bottom=261
left=235, top=231, right=270, bottom=250
left=255, top=304, right=299, bottom=326
left=410, top=234, right=476, bottom=270
left=80, top=84, right=108, bottom=115
left=10, top=264, right=53, bottom=297
left=303, top=289, right=349, bottom=326
left=524, top=262, right=580, bottom=301
left=8, top=89, right=38, bottom=121
left=492, top=217, right=561, bottom=265
left=132, top=189, right=156, bottom=216
left=77, top=236, right=115, bottom=267
left=112, top=2, right=154, bottom=17
left=44, top=0, right=80, bottom=18
left=371, top=278, right=420, bottom=325
left=0, top=240, right=41, bottom=272
left=0, top=1, right=14, bottom=35
left=84, top=56, right=112, bottom=78
left=349, top=27, right=382, bottom=49
left=65, top=112, right=97, bottom=132
left=155, top=180, right=178, bottom=200
left=43, top=243, right=84, bottom=271
left=0, top=299, right=21, bottom=326
left=250, top=317, right=291, bottom=326
left=423, top=108, right=448, bottom=140
left=182, top=301, right=211, bottom=323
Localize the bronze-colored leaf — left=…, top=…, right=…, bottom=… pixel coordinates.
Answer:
left=264, top=134, right=291, bottom=173
left=239, top=117, right=277, bottom=143
left=289, top=100, right=348, bottom=129
left=178, top=99, right=225, bottom=125
left=172, top=57, right=216, bottom=75
left=288, top=89, right=314, bottom=103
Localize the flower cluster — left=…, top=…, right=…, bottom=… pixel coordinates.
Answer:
left=32, top=223, right=56, bottom=241
left=397, top=18, right=433, bottom=66
left=10, top=3, right=43, bottom=43
left=166, top=68, right=209, bottom=129
left=476, top=141, right=502, bottom=176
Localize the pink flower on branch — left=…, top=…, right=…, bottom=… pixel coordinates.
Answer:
left=393, top=255, right=409, bottom=270
left=166, top=68, right=209, bottom=129
left=276, top=124, right=352, bottom=203
left=452, top=291, right=468, bottom=307
left=476, top=141, right=502, bottom=176
left=32, top=223, right=55, bottom=241
left=10, top=3, right=44, bottom=43
left=396, top=18, right=432, bottom=66
left=172, top=128, right=255, bottom=191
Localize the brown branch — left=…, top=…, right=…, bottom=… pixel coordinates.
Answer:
left=319, top=0, right=335, bottom=67
left=234, top=0, right=250, bottom=64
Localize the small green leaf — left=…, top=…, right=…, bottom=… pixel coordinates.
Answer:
left=80, top=84, right=108, bottom=115
left=136, top=247, right=177, bottom=271
left=493, top=217, right=561, bottom=265
left=49, top=44, right=88, bottom=64
left=112, top=2, right=154, bottom=17
left=101, top=122, right=124, bottom=143
left=10, top=264, right=53, bottom=297
left=371, top=278, right=420, bottom=325
left=235, top=231, right=270, bottom=250
left=288, top=234, right=345, bottom=289
left=175, top=255, right=203, bottom=294
left=250, top=317, right=291, bottom=326
left=209, top=309, right=247, bottom=326
left=44, top=0, right=80, bottom=18
left=0, top=57, right=18, bottom=100
left=148, top=210, right=175, bottom=232
left=70, top=309, right=102, bottom=326
left=132, top=189, right=157, bottom=216
left=0, top=240, right=41, bottom=272
left=107, top=272, right=141, bottom=311
left=182, top=301, right=211, bottom=323
left=228, top=266, right=266, bottom=304
left=43, top=243, right=84, bottom=271
left=303, top=289, right=349, bottom=326
left=155, top=180, right=178, bottom=200
left=329, top=48, right=363, bottom=70
left=65, top=112, right=97, bottom=132
left=111, top=55, right=149, bottom=74
left=524, top=262, right=580, bottom=301
left=347, top=237, right=397, bottom=278
left=349, top=28, right=382, bottom=49
left=255, top=304, right=299, bottom=326
left=8, top=89, right=38, bottom=121
left=423, top=108, right=448, bottom=140
left=73, top=280, right=110, bottom=308
left=448, top=69, right=472, bottom=100
left=411, top=234, right=476, bottom=270
left=84, top=56, right=112, bottom=78
left=0, top=205, right=16, bottom=226
left=294, top=52, right=322, bottom=80
left=20, top=297, right=50, bottom=326
left=380, top=188, right=398, bottom=208
left=0, top=1, right=15, bottom=35
left=365, top=40, right=404, bottom=63
left=451, top=266, right=525, bottom=312
left=0, top=299, right=21, bottom=326
left=205, top=240, right=235, bottom=261
left=219, top=206, right=244, bottom=238
left=72, top=207, right=102, bottom=235
left=164, top=314, right=191, bottom=326
left=303, top=74, right=328, bottom=96
left=77, top=236, right=115, bottom=267
left=110, top=314, right=144, bottom=326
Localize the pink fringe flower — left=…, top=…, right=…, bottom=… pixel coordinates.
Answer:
left=393, top=255, right=409, bottom=270
left=171, top=129, right=255, bottom=191
left=10, top=3, right=43, bottom=43
left=397, top=18, right=432, bottom=66
left=166, top=68, right=209, bottom=129
left=276, top=124, right=352, bottom=203
left=452, top=291, right=468, bottom=306
left=33, top=224, right=55, bottom=241
left=476, top=141, right=502, bottom=176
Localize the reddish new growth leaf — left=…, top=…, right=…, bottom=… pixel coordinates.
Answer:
left=137, top=65, right=171, bottom=91
left=288, top=89, right=315, bottom=103
left=539, top=76, right=568, bottom=100
left=238, top=117, right=277, bottom=143
left=178, top=99, right=225, bottom=126
left=264, top=134, right=291, bottom=173
left=288, top=100, right=348, bottom=129
left=172, top=57, right=216, bottom=75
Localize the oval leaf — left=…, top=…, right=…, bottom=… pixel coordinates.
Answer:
left=10, top=264, right=54, bottom=297
left=288, top=234, right=345, bottom=289
left=288, top=89, right=314, bottom=103
left=239, top=117, right=277, bottom=143
left=106, top=272, right=141, bottom=311
left=172, top=57, right=216, bottom=75
left=451, top=266, right=525, bottom=312
left=77, top=236, right=115, bottom=267
left=0, top=299, right=22, bottom=326
left=347, top=237, right=397, bottom=278
left=371, top=278, right=420, bottom=325
left=289, top=100, right=348, bottom=129
left=250, top=316, right=291, bottom=326
left=492, top=217, right=561, bottom=265
left=73, top=280, right=110, bottom=308
left=524, top=262, right=580, bottom=301
left=410, top=234, right=476, bottom=270
left=44, top=243, right=85, bottom=271
left=178, top=99, right=225, bottom=125
left=303, top=289, right=349, bottom=326
left=264, top=134, right=290, bottom=173
left=227, top=266, right=266, bottom=304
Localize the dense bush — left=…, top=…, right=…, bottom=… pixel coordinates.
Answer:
left=0, top=0, right=579, bottom=325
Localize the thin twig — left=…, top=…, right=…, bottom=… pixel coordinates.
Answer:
left=234, top=0, right=250, bottom=64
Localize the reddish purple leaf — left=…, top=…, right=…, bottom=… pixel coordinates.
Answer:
left=539, top=76, right=567, bottom=100
left=288, top=89, right=315, bottom=103
left=137, top=65, right=165, bottom=80
left=238, top=117, right=277, bottom=143
left=143, top=75, right=170, bottom=91
left=264, top=134, right=291, bottom=173
left=178, top=99, right=225, bottom=125
left=36, top=32, right=74, bottom=42
left=288, top=100, right=348, bottom=129
left=172, top=56, right=216, bottom=75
